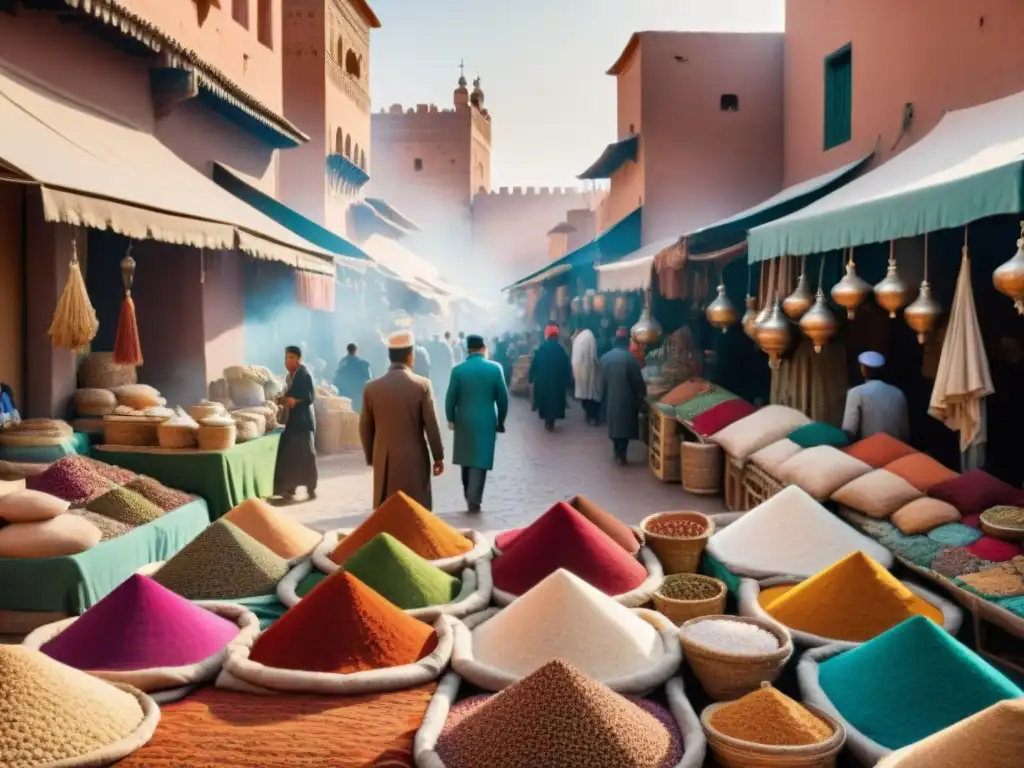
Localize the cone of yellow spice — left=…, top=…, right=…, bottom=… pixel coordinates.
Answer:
left=756, top=552, right=945, bottom=643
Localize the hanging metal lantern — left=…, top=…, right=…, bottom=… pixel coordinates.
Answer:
left=612, top=295, right=628, bottom=320
left=705, top=283, right=737, bottom=333
left=741, top=295, right=759, bottom=339
left=782, top=270, right=814, bottom=320
left=592, top=292, right=607, bottom=314
left=904, top=233, right=942, bottom=344
left=570, top=296, right=581, bottom=315
left=831, top=250, right=870, bottom=319
left=874, top=240, right=910, bottom=318
left=993, top=220, right=1024, bottom=314
left=631, top=289, right=662, bottom=345
left=582, top=289, right=596, bottom=314
left=756, top=299, right=791, bottom=369
left=799, top=288, right=837, bottom=353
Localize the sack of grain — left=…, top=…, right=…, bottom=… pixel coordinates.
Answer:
left=710, top=405, right=811, bottom=464
left=228, top=378, right=266, bottom=408
left=208, top=379, right=230, bottom=404
left=263, top=375, right=285, bottom=399
left=77, top=351, right=137, bottom=389
left=315, top=409, right=361, bottom=454
left=113, top=384, right=163, bottom=410
left=233, top=416, right=263, bottom=442
left=73, top=388, right=117, bottom=417
left=223, top=366, right=248, bottom=382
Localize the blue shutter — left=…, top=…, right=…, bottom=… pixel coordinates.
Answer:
left=824, top=45, right=852, bottom=150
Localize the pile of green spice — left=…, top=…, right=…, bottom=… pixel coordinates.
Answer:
left=658, top=574, right=722, bottom=601
left=343, top=533, right=462, bottom=609
left=86, top=488, right=164, bottom=527
left=982, top=506, right=1024, bottom=530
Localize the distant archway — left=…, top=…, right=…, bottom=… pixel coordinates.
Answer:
left=345, top=49, right=361, bottom=79
left=353, top=143, right=361, bottom=167
left=335, top=127, right=343, bottom=154
left=336, top=37, right=344, bottom=64
left=359, top=149, right=367, bottom=169
left=344, top=134, right=352, bottom=158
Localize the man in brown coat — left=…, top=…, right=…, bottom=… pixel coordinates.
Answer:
left=360, top=330, right=445, bottom=509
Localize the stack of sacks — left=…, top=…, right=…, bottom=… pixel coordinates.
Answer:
left=151, top=519, right=290, bottom=600
left=832, top=466, right=927, bottom=526
left=798, top=615, right=1023, bottom=765
left=112, top=384, right=165, bottom=410
left=0, top=645, right=159, bottom=766
left=876, top=700, right=1024, bottom=768
left=231, top=410, right=266, bottom=442
left=27, top=456, right=134, bottom=504
left=928, top=470, right=1024, bottom=559
left=217, top=570, right=452, bottom=694
left=223, top=366, right=268, bottom=409
left=884, top=452, right=959, bottom=493
left=775, top=445, right=871, bottom=501
left=0, top=488, right=103, bottom=557
left=683, top=398, right=756, bottom=441
left=843, top=432, right=917, bottom=468
left=495, top=494, right=640, bottom=556
left=739, top=552, right=961, bottom=646
left=24, top=574, right=259, bottom=703
left=489, top=501, right=661, bottom=607
left=223, top=497, right=322, bottom=562
left=705, top=485, right=893, bottom=579
left=281, top=533, right=491, bottom=619
left=709, top=405, right=811, bottom=466
left=746, top=436, right=804, bottom=480
left=314, top=491, right=488, bottom=575
left=418, top=660, right=705, bottom=768
left=452, top=569, right=678, bottom=692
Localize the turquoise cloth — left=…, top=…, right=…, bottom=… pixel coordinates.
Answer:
left=928, top=523, right=984, bottom=547
left=995, top=595, right=1024, bottom=620
left=0, top=499, right=209, bottom=613
left=818, top=616, right=1022, bottom=750
left=701, top=552, right=741, bottom=598
left=227, top=594, right=289, bottom=630
left=788, top=422, right=849, bottom=449
left=0, top=432, right=90, bottom=463
left=887, top=535, right=946, bottom=568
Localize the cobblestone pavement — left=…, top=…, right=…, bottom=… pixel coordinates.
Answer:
left=285, top=396, right=725, bottom=536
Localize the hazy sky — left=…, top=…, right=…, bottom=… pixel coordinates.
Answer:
left=368, top=0, right=785, bottom=189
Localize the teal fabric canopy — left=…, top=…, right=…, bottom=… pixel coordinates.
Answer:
left=683, top=152, right=871, bottom=257
left=212, top=164, right=370, bottom=266
left=577, top=135, right=639, bottom=180
left=365, top=197, right=421, bottom=232
left=749, top=90, right=1024, bottom=262
left=505, top=207, right=642, bottom=290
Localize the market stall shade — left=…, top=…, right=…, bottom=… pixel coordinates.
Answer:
left=473, top=569, right=661, bottom=680
left=222, top=498, right=322, bottom=560
left=708, top=685, right=833, bottom=747
left=343, top=533, right=461, bottom=609
left=0, top=645, right=148, bottom=767
left=705, top=485, right=893, bottom=579
left=818, top=616, right=1022, bottom=750
left=491, top=502, right=648, bottom=596
left=152, top=519, right=289, bottom=600
left=328, top=490, right=472, bottom=566
left=496, top=494, right=639, bottom=555
left=39, top=574, right=240, bottom=671
left=435, top=659, right=682, bottom=768
left=756, top=552, right=944, bottom=642
left=249, top=571, right=437, bottom=673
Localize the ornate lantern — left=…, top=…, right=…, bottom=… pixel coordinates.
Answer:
left=782, top=257, right=814, bottom=319
left=756, top=299, right=791, bottom=368
left=904, top=232, right=942, bottom=344
left=874, top=240, right=910, bottom=318
left=993, top=220, right=1024, bottom=314
left=831, top=247, right=870, bottom=319
left=592, top=292, right=607, bottom=314
left=631, top=289, right=662, bottom=345
left=705, top=283, right=737, bottom=333
left=800, top=288, right=837, bottom=353
left=741, top=295, right=759, bottom=339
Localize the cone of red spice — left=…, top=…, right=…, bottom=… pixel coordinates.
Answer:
left=492, top=502, right=648, bottom=597
left=496, top=494, right=640, bottom=556
left=249, top=571, right=438, bottom=673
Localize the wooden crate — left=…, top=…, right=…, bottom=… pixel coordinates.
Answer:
left=649, top=408, right=681, bottom=483
left=742, top=463, right=787, bottom=509
left=723, top=455, right=746, bottom=511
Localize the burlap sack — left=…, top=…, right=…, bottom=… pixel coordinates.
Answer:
left=738, top=576, right=964, bottom=650
left=413, top=671, right=706, bottom=768
left=277, top=556, right=494, bottom=621
left=797, top=643, right=891, bottom=766
left=449, top=607, right=682, bottom=695
left=215, top=614, right=454, bottom=696
left=23, top=602, right=261, bottom=704
left=312, top=528, right=492, bottom=575
left=490, top=545, right=665, bottom=609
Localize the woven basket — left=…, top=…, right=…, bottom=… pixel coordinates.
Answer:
left=653, top=574, right=727, bottom=625
left=678, top=615, right=793, bottom=701
left=188, top=403, right=224, bottom=422
left=701, top=695, right=846, bottom=768
left=157, top=423, right=198, bottom=449
left=681, top=441, right=723, bottom=496
left=77, top=352, right=137, bottom=389
left=743, top=463, right=787, bottom=510
left=640, top=511, right=715, bottom=575
left=73, top=388, right=117, bottom=417
left=103, top=416, right=166, bottom=447
left=197, top=423, right=236, bottom=451
left=979, top=508, right=1024, bottom=541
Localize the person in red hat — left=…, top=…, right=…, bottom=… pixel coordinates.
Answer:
left=600, top=327, right=647, bottom=465
left=529, top=325, right=571, bottom=432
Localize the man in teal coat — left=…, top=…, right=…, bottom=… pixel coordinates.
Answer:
left=445, top=334, right=509, bottom=513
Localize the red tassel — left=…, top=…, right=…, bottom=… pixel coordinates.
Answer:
left=113, top=295, right=143, bottom=366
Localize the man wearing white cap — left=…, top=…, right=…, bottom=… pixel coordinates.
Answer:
left=360, top=330, right=445, bottom=509
left=842, top=351, right=910, bottom=443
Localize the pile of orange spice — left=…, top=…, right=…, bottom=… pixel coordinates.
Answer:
left=708, top=685, right=833, bottom=746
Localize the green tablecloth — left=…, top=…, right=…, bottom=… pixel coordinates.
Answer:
left=93, top=432, right=280, bottom=520
left=0, top=498, right=210, bottom=614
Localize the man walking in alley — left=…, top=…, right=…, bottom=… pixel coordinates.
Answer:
left=530, top=325, right=571, bottom=432
left=333, top=342, right=372, bottom=412
left=360, top=331, right=445, bottom=510
left=274, top=345, right=318, bottom=501
left=571, top=328, right=602, bottom=426
left=601, top=327, right=646, bottom=465
left=446, top=335, right=509, bottom=513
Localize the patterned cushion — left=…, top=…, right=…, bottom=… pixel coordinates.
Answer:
left=672, top=387, right=737, bottom=422
left=688, top=399, right=756, bottom=439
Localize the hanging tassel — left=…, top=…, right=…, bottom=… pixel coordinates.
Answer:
left=113, top=244, right=143, bottom=366
left=48, top=236, right=99, bottom=351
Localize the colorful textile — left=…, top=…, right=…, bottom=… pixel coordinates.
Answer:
left=966, top=537, right=1022, bottom=563
left=886, top=453, right=959, bottom=493
left=844, top=433, right=916, bottom=468
left=673, top=387, right=737, bottom=423
left=927, top=523, right=984, bottom=547
left=688, top=399, right=756, bottom=438
left=788, top=422, right=849, bottom=449
left=928, top=470, right=1024, bottom=518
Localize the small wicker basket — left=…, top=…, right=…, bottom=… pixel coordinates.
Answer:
left=979, top=507, right=1024, bottom=541
left=77, top=352, right=137, bottom=390
left=653, top=574, right=727, bottom=625
left=188, top=403, right=224, bottom=422
left=679, top=615, right=793, bottom=701
left=640, top=511, right=715, bottom=574
left=103, top=416, right=167, bottom=447
left=681, top=441, right=723, bottom=496
left=701, top=694, right=846, bottom=768
left=197, top=423, right=236, bottom=451
left=157, top=423, right=198, bottom=450
left=73, top=388, right=117, bottom=417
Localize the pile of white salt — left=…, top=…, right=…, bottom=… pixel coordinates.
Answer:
left=680, top=619, right=779, bottom=655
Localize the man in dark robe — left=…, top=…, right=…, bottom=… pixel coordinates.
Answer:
left=529, top=325, right=571, bottom=432
left=600, top=328, right=646, bottom=465
left=274, top=345, right=318, bottom=500
left=333, top=342, right=372, bottom=413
